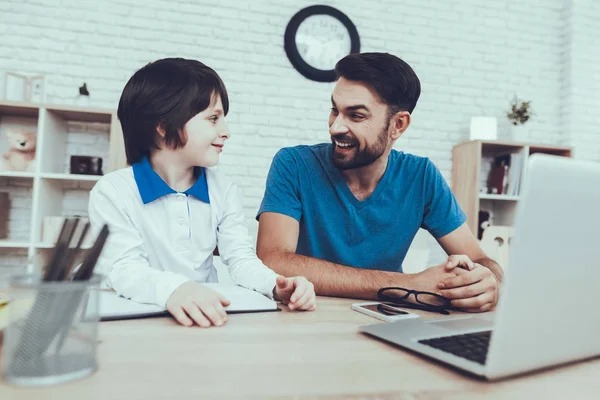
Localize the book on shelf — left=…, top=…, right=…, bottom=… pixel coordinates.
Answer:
left=486, top=153, right=523, bottom=196
left=508, top=153, right=523, bottom=196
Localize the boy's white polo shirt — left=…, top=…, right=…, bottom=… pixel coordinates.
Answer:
left=88, top=157, right=278, bottom=308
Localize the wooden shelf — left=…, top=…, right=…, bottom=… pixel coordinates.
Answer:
left=0, top=101, right=114, bottom=122
left=0, top=100, right=40, bottom=117
left=45, top=105, right=113, bottom=123
left=463, top=139, right=571, bottom=150
left=35, top=242, right=91, bottom=250
left=452, top=140, right=572, bottom=235
left=529, top=145, right=572, bottom=157
left=0, top=240, right=30, bottom=249
left=0, top=172, right=35, bottom=179
left=479, top=194, right=520, bottom=201
left=39, top=173, right=102, bottom=182
left=39, top=173, right=101, bottom=190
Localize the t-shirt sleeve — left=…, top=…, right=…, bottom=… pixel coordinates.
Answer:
left=256, top=148, right=302, bottom=222
left=420, top=159, right=467, bottom=238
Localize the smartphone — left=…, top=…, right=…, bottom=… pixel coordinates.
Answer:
left=351, top=302, right=419, bottom=322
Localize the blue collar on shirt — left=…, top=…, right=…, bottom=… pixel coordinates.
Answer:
left=132, top=157, right=210, bottom=204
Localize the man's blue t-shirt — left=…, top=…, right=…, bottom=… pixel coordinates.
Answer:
left=257, top=144, right=466, bottom=272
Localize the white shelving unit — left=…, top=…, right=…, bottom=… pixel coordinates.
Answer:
left=0, top=100, right=126, bottom=276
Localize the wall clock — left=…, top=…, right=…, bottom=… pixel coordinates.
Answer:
left=284, top=5, right=361, bottom=82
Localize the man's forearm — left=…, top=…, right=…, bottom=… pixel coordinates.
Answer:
left=259, top=251, right=413, bottom=300
left=474, top=257, right=504, bottom=284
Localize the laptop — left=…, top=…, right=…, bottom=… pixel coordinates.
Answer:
left=359, top=154, right=600, bottom=380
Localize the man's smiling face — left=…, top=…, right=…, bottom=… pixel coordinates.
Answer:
left=328, top=77, right=392, bottom=170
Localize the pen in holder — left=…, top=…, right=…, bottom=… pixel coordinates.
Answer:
left=1, top=218, right=109, bottom=387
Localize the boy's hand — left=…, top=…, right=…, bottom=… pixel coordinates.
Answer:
left=274, top=276, right=316, bottom=311
left=166, top=281, right=231, bottom=327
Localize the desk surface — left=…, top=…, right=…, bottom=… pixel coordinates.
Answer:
left=1, top=297, right=599, bottom=399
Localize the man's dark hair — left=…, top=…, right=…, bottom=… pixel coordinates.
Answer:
left=117, top=58, right=229, bottom=165
left=334, top=52, right=421, bottom=118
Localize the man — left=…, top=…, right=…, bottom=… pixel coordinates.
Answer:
left=256, top=53, right=502, bottom=312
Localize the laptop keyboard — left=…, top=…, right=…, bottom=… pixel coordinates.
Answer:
left=418, top=330, right=492, bottom=365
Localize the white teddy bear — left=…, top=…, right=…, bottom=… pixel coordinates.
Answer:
left=1, top=129, right=37, bottom=172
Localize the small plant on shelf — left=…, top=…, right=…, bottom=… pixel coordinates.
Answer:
left=507, top=97, right=531, bottom=126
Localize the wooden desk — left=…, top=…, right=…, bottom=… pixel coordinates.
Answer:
left=1, top=297, right=599, bottom=399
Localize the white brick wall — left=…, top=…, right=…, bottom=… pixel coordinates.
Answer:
left=0, top=249, right=28, bottom=282
left=60, top=121, right=110, bottom=217
left=0, top=177, right=32, bottom=241
left=0, top=178, right=31, bottom=279
left=63, top=122, right=110, bottom=175
left=1, top=0, right=598, bottom=254
left=562, top=0, right=600, bottom=160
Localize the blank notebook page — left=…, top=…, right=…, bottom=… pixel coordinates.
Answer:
left=91, top=283, right=278, bottom=321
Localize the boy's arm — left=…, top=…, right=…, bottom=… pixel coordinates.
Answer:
left=89, top=181, right=189, bottom=308
left=215, top=184, right=279, bottom=298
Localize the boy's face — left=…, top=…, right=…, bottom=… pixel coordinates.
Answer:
left=180, top=95, right=230, bottom=167
left=328, top=78, right=392, bottom=170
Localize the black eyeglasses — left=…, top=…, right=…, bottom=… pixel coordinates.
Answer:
left=377, top=287, right=452, bottom=315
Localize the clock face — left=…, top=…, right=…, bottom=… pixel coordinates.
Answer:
left=295, top=15, right=352, bottom=71
left=284, top=5, right=360, bottom=82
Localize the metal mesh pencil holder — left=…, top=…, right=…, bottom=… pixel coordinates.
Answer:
left=1, top=273, right=102, bottom=387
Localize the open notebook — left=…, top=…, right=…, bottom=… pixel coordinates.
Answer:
left=91, top=283, right=280, bottom=321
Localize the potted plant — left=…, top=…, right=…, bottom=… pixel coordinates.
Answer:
left=507, top=97, right=532, bottom=142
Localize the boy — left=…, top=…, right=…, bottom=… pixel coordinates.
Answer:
left=89, top=58, right=316, bottom=328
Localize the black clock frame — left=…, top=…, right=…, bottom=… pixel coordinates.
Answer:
left=284, top=5, right=361, bottom=82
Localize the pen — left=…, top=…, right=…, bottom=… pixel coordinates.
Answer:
left=55, top=224, right=110, bottom=352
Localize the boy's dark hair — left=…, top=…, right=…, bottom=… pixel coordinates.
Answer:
left=118, top=58, right=229, bottom=165
left=334, top=52, right=421, bottom=118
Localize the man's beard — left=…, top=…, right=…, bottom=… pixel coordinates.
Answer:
left=331, top=122, right=389, bottom=170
